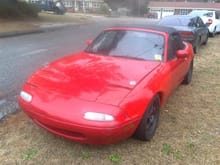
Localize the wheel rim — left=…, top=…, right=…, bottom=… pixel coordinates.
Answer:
left=146, top=101, right=159, bottom=132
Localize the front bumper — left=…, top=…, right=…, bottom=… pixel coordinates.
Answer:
left=18, top=97, right=140, bottom=145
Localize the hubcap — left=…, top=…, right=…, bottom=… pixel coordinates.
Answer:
left=146, top=103, right=157, bottom=130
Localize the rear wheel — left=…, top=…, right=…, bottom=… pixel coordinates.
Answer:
left=54, top=8, right=60, bottom=14
left=182, top=59, right=194, bottom=85
left=203, top=34, right=209, bottom=45
left=134, top=95, right=160, bottom=141
left=210, top=27, right=216, bottom=37
left=193, top=38, right=200, bottom=54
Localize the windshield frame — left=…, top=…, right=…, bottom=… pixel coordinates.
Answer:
left=85, top=29, right=165, bottom=62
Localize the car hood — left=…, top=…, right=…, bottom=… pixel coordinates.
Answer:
left=27, top=52, right=160, bottom=105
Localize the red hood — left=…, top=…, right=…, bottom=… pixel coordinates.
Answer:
left=27, top=52, right=160, bottom=104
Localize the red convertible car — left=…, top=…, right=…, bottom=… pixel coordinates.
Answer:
left=18, top=25, right=194, bottom=144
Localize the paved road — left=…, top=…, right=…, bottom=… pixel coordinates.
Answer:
left=0, top=17, right=157, bottom=119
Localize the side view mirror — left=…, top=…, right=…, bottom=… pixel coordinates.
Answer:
left=86, top=39, right=93, bottom=45
left=176, top=50, right=188, bottom=58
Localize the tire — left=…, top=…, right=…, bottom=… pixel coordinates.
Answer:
left=54, top=8, right=60, bottom=14
left=134, top=95, right=160, bottom=141
left=193, top=38, right=200, bottom=54
left=203, top=34, right=209, bottom=45
left=182, top=59, right=194, bottom=85
left=210, top=27, right=216, bottom=37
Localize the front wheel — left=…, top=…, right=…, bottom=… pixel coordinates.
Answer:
left=134, top=95, right=160, bottom=141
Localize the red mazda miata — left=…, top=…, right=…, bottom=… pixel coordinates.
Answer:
left=18, top=25, right=194, bottom=144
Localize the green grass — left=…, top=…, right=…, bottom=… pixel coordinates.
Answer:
left=161, top=143, right=171, bottom=155
left=22, top=148, right=37, bottom=161
left=109, top=154, right=121, bottom=164
left=80, top=152, right=90, bottom=159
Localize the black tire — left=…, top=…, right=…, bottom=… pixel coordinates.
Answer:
left=54, top=8, right=60, bottom=14
left=182, top=59, right=194, bottom=85
left=210, top=27, right=216, bottom=37
left=203, top=34, right=209, bottom=45
left=193, top=38, right=200, bottom=54
left=134, top=95, right=160, bottom=141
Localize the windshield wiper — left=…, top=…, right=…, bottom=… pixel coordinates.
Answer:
left=112, top=54, right=146, bottom=61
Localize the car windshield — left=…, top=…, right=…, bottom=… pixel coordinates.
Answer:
left=85, top=30, right=164, bottom=61
left=159, top=17, right=193, bottom=27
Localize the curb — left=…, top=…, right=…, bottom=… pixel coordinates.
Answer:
left=0, top=24, right=77, bottom=38
left=0, top=29, right=44, bottom=38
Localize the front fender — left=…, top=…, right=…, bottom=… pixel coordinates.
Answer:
left=119, top=84, right=156, bottom=119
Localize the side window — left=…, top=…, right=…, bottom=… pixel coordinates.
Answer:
left=197, top=17, right=205, bottom=27
left=188, top=18, right=196, bottom=27
left=168, top=33, right=184, bottom=61
left=215, top=12, right=219, bottom=19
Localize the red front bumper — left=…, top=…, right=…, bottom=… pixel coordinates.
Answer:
left=19, top=98, right=140, bottom=145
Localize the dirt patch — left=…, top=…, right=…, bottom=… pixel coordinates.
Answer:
left=0, top=20, right=39, bottom=33
left=37, top=12, right=92, bottom=23
left=0, top=36, right=219, bottom=164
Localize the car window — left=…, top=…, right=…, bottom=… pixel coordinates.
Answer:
left=85, top=30, right=165, bottom=61
left=197, top=17, right=205, bottom=27
left=188, top=17, right=197, bottom=27
left=168, top=33, right=184, bottom=61
left=215, top=12, right=219, bottom=19
left=203, top=12, right=213, bottom=17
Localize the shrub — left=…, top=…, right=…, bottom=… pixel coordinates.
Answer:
left=17, top=2, right=40, bottom=18
left=0, top=0, right=40, bottom=19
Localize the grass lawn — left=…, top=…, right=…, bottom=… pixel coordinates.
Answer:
left=0, top=12, right=91, bottom=33
left=0, top=35, right=219, bottom=164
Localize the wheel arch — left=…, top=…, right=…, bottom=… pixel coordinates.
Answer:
left=157, top=91, right=164, bottom=107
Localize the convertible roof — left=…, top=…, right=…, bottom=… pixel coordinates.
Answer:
left=107, top=24, right=177, bottom=34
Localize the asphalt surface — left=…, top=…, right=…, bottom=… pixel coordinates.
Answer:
left=0, top=17, right=157, bottom=120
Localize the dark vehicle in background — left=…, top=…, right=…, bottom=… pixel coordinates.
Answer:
left=158, top=15, right=209, bottom=54
left=39, top=0, right=66, bottom=15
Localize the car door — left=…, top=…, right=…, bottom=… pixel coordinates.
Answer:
left=165, top=33, right=188, bottom=95
left=215, top=11, right=220, bottom=32
left=196, top=17, right=208, bottom=43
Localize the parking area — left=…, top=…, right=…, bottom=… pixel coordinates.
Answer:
left=0, top=35, right=219, bottom=164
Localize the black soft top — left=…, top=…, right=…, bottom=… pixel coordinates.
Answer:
left=107, top=24, right=177, bottom=34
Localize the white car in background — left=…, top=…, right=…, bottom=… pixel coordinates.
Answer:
left=188, top=10, right=220, bottom=37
